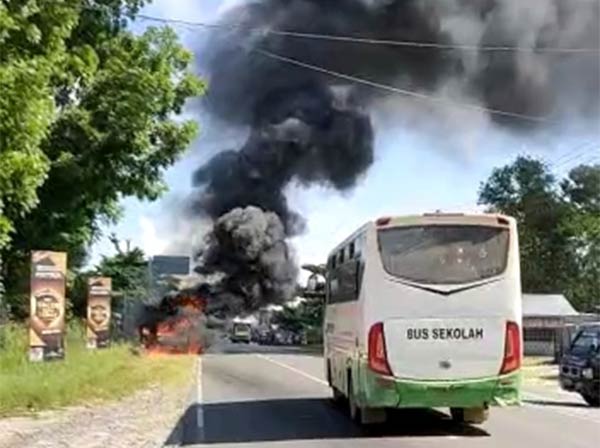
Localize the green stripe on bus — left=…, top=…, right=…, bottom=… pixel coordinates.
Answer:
left=356, top=362, right=521, bottom=409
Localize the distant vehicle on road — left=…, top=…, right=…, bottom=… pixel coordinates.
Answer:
left=324, top=213, right=522, bottom=425
left=255, top=329, right=273, bottom=345
left=272, top=329, right=297, bottom=345
left=559, top=323, right=600, bottom=407
left=230, top=322, right=252, bottom=344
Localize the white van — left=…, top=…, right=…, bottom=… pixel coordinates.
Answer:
left=230, top=322, right=252, bottom=344
left=324, top=213, right=522, bottom=425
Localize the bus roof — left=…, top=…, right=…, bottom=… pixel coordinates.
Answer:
left=327, top=212, right=514, bottom=257
left=375, top=213, right=514, bottom=228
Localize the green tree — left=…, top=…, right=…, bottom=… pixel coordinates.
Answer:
left=479, top=157, right=600, bottom=311
left=561, top=164, right=600, bottom=214
left=273, top=296, right=324, bottom=344
left=0, top=1, right=205, bottom=315
left=273, top=305, right=304, bottom=333
left=0, top=1, right=80, bottom=247
left=274, top=265, right=326, bottom=339
left=70, top=236, right=148, bottom=318
left=560, top=164, right=600, bottom=312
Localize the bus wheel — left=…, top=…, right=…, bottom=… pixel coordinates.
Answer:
left=450, top=406, right=489, bottom=424
left=332, top=387, right=345, bottom=406
left=348, top=380, right=361, bottom=422
left=348, top=379, right=386, bottom=425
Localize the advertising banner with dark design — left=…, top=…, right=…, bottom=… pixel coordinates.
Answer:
left=86, top=277, right=112, bottom=349
left=29, top=251, right=67, bottom=362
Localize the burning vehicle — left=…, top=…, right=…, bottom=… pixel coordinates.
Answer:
left=139, top=291, right=207, bottom=355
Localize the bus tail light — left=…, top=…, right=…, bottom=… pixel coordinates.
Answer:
left=368, top=323, right=392, bottom=376
left=500, top=321, right=521, bottom=374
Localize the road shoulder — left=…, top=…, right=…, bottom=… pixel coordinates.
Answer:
left=0, top=368, right=196, bottom=448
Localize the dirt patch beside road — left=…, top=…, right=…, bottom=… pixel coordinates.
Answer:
left=0, top=361, right=196, bottom=448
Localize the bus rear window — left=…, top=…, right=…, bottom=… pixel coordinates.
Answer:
left=233, top=324, right=250, bottom=334
left=378, top=225, right=509, bottom=285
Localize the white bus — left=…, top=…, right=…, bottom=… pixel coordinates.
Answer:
left=324, top=213, right=522, bottom=425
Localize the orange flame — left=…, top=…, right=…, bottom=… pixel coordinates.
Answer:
left=142, top=294, right=206, bottom=355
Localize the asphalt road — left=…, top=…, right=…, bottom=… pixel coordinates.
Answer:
left=167, top=343, right=600, bottom=447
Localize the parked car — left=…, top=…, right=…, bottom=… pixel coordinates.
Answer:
left=559, top=323, right=600, bottom=407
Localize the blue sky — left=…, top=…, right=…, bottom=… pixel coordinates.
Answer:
left=88, top=0, right=599, bottom=277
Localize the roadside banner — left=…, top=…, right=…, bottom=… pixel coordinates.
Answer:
left=86, top=277, right=112, bottom=349
left=29, top=251, right=67, bottom=362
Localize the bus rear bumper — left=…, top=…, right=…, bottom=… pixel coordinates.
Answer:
left=358, top=364, right=521, bottom=409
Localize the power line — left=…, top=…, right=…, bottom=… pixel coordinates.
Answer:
left=83, top=4, right=600, bottom=207
left=580, top=155, right=600, bottom=165
left=454, top=143, right=599, bottom=212
left=556, top=154, right=600, bottom=172
left=493, top=153, right=599, bottom=212
left=550, top=141, right=597, bottom=165
left=134, top=8, right=597, bottom=159
left=529, top=141, right=599, bottom=173
left=135, top=13, right=600, bottom=54
left=552, top=145, right=600, bottom=170
left=253, top=47, right=549, bottom=123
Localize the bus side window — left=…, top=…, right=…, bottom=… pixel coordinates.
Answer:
left=337, top=250, right=345, bottom=303
left=350, top=239, right=360, bottom=300
left=355, top=234, right=365, bottom=295
left=338, top=246, right=357, bottom=303
left=330, top=250, right=346, bottom=304
left=328, top=254, right=342, bottom=304
left=354, top=235, right=362, bottom=260
left=326, top=256, right=334, bottom=304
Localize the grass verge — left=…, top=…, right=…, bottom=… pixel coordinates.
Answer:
left=0, top=322, right=195, bottom=416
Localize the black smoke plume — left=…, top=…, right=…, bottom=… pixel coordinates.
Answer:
left=191, top=0, right=599, bottom=315
left=197, top=206, right=298, bottom=316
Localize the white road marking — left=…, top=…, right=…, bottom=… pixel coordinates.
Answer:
left=523, top=391, right=600, bottom=424
left=196, top=356, right=204, bottom=429
left=256, top=354, right=598, bottom=429
left=255, top=354, right=330, bottom=387
left=256, top=355, right=465, bottom=440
